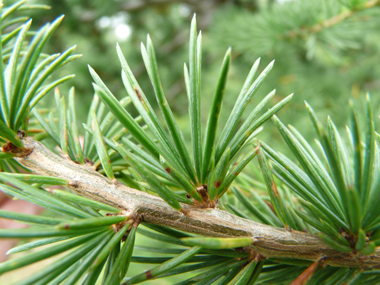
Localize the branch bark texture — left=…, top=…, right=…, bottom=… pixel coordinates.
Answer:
left=15, top=139, right=380, bottom=269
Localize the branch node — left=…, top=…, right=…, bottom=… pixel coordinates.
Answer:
left=109, top=211, right=139, bottom=241
left=68, top=180, right=80, bottom=188
left=2, top=141, right=33, bottom=157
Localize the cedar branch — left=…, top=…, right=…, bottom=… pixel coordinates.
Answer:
left=15, top=139, right=380, bottom=269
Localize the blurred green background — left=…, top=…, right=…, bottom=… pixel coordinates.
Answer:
left=2, top=0, right=380, bottom=283
left=7, top=0, right=379, bottom=153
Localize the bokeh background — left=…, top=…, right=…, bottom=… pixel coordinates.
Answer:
left=16, top=0, right=380, bottom=152
left=1, top=0, right=380, bottom=283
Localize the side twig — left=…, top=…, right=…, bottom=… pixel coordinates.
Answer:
left=285, top=0, right=380, bottom=39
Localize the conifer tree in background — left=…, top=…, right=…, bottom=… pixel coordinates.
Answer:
left=0, top=1, right=379, bottom=284
left=33, top=0, right=380, bottom=144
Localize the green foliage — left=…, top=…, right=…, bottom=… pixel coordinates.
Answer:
left=0, top=0, right=79, bottom=175
left=84, top=14, right=289, bottom=209
left=0, top=1, right=379, bottom=284
left=211, top=0, right=380, bottom=143
left=0, top=1, right=78, bottom=132
left=255, top=95, right=379, bottom=254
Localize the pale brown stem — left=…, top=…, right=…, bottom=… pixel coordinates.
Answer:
left=286, top=0, right=380, bottom=39
left=15, top=139, right=380, bottom=269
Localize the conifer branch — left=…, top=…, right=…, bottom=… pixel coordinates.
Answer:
left=285, top=0, right=380, bottom=39
left=16, top=139, right=380, bottom=269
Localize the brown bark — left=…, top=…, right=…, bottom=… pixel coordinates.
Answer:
left=14, top=139, right=380, bottom=269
